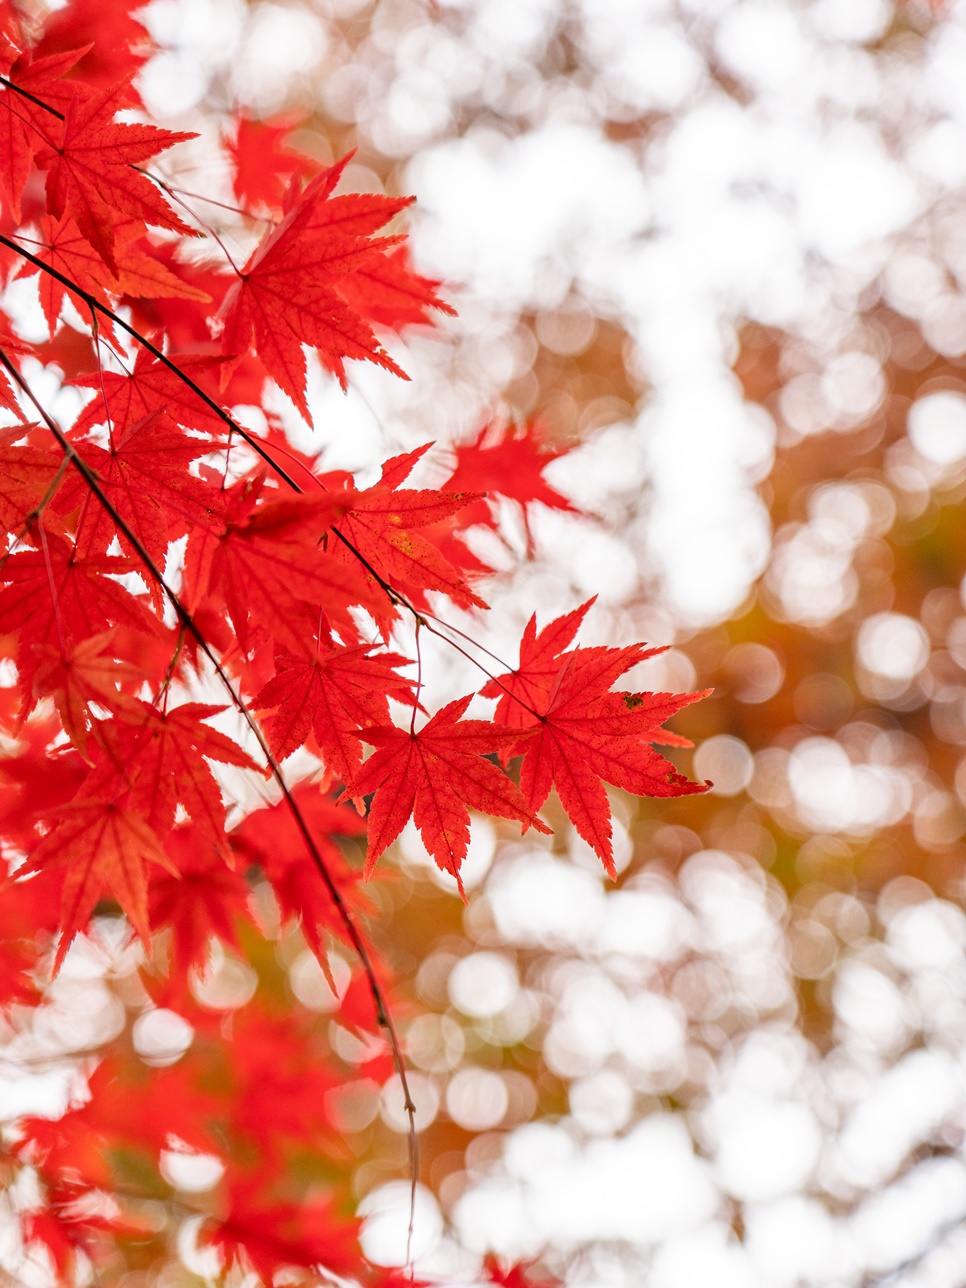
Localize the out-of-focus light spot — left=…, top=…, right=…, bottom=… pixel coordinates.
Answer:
left=190, top=947, right=257, bottom=1010
left=793, top=672, right=854, bottom=729
left=233, top=4, right=328, bottom=109
left=681, top=851, right=780, bottom=954
left=714, top=1102, right=821, bottom=1202
left=535, top=305, right=596, bottom=356
left=833, top=958, right=908, bottom=1054
left=617, top=994, right=688, bottom=1088
left=886, top=898, right=966, bottom=970
left=822, top=351, right=885, bottom=425
left=788, top=919, right=837, bottom=979
left=856, top=613, right=930, bottom=681
left=160, top=1148, right=224, bottom=1192
left=788, top=737, right=912, bottom=834
left=811, top=0, right=889, bottom=43
left=405, top=1013, right=466, bottom=1073
left=449, top=952, right=519, bottom=1018
left=456, top=1116, right=718, bottom=1253
left=767, top=523, right=857, bottom=624
left=599, top=23, right=705, bottom=113
left=913, top=790, right=966, bottom=849
left=796, top=125, right=919, bottom=259
left=569, top=1069, right=634, bottom=1136
left=717, top=3, right=809, bottom=92
left=446, top=1068, right=510, bottom=1131
left=908, top=390, right=966, bottom=465
left=325, top=1079, right=380, bottom=1133
left=883, top=252, right=945, bottom=317
left=133, top=1008, right=194, bottom=1066
left=289, top=949, right=351, bottom=1012
left=360, top=1182, right=443, bottom=1266
left=922, top=294, right=966, bottom=357
left=750, top=747, right=793, bottom=810
left=380, top=1072, right=440, bottom=1133
left=693, top=735, right=754, bottom=796
left=722, top=642, right=785, bottom=704
left=745, top=1196, right=835, bottom=1286
left=835, top=1049, right=961, bottom=1186
left=851, top=1156, right=966, bottom=1279
left=139, top=51, right=208, bottom=116
left=409, top=123, right=651, bottom=302
left=596, top=884, right=694, bottom=961
left=488, top=854, right=605, bottom=948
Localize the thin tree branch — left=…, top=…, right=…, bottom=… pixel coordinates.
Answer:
left=0, top=344, right=419, bottom=1180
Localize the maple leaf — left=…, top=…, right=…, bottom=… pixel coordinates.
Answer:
left=0, top=530, right=165, bottom=694
left=219, top=155, right=412, bottom=417
left=0, top=874, right=61, bottom=1008
left=0, top=45, right=90, bottom=222
left=483, top=608, right=710, bottom=875
left=227, top=110, right=310, bottom=211
left=183, top=472, right=377, bottom=652
left=24, top=795, right=174, bottom=969
left=221, top=1007, right=344, bottom=1159
left=483, top=1255, right=563, bottom=1288
left=70, top=348, right=230, bottom=437
left=22, top=1184, right=152, bottom=1281
left=31, top=0, right=154, bottom=90
left=338, top=242, right=457, bottom=331
left=254, top=631, right=414, bottom=780
left=332, top=444, right=488, bottom=612
left=91, top=700, right=261, bottom=848
left=0, top=425, right=64, bottom=532
left=31, top=629, right=142, bottom=758
left=232, top=787, right=371, bottom=965
left=342, top=695, right=550, bottom=893
left=148, top=825, right=253, bottom=983
left=444, top=418, right=580, bottom=551
left=55, top=409, right=223, bottom=570
left=204, top=1181, right=360, bottom=1282
left=482, top=598, right=598, bottom=743
left=19, top=213, right=117, bottom=337
left=35, top=76, right=196, bottom=267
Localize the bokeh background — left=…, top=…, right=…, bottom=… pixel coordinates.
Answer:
left=7, top=0, right=966, bottom=1285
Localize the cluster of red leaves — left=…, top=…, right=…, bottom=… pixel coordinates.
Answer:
left=0, top=1, right=706, bottom=1284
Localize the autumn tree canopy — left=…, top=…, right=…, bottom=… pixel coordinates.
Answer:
left=3, top=1, right=966, bottom=1287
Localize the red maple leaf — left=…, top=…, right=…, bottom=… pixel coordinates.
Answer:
left=483, top=609, right=710, bottom=874
left=337, top=242, right=457, bottom=331
left=70, top=348, right=230, bottom=437
left=232, top=786, right=371, bottom=965
left=332, top=444, right=488, bottom=612
left=23, top=795, right=174, bottom=969
left=183, top=471, right=384, bottom=652
left=90, top=700, right=261, bottom=849
left=254, top=630, right=414, bottom=781
left=444, top=418, right=579, bottom=531
left=203, top=1181, right=359, bottom=1282
left=0, top=529, right=165, bottom=693
left=35, top=76, right=195, bottom=266
left=226, top=111, right=311, bottom=211
left=31, top=0, right=153, bottom=91
left=54, top=410, right=222, bottom=575
left=219, top=154, right=413, bottom=416
left=0, top=425, right=64, bottom=531
left=148, top=825, right=253, bottom=984
left=342, top=695, right=550, bottom=893
left=31, top=629, right=142, bottom=758
left=0, top=45, right=90, bottom=222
